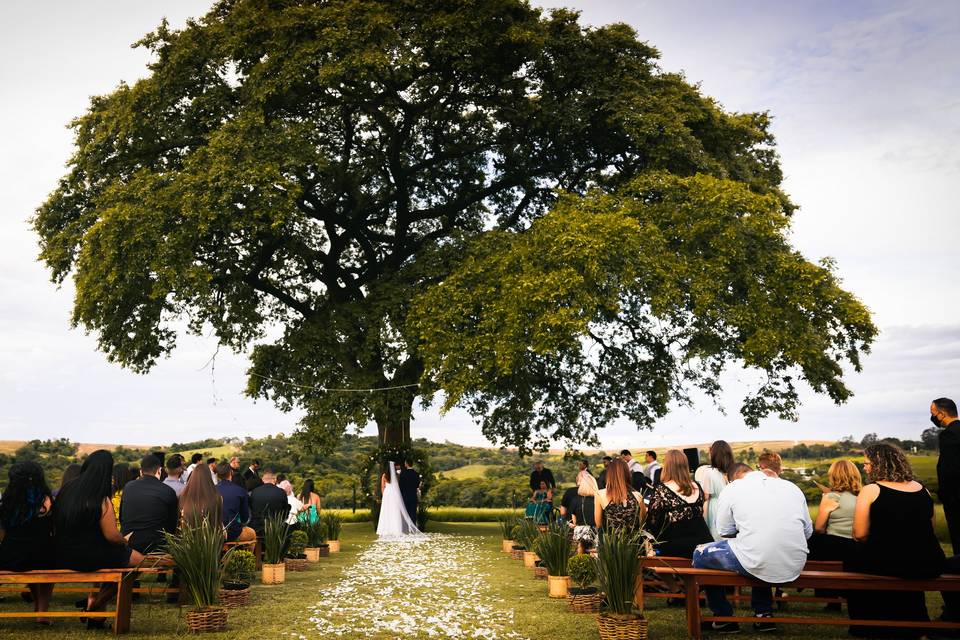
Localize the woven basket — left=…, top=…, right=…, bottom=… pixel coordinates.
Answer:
left=596, top=613, right=648, bottom=640
left=318, top=544, right=330, bottom=557
left=510, top=548, right=525, bottom=561
left=567, top=590, right=603, bottom=613
left=261, top=563, right=285, bottom=585
left=218, top=586, right=251, bottom=608
left=523, top=551, right=540, bottom=568
left=533, top=566, right=548, bottom=580
left=547, top=575, right=570, bottom=598
left=305, top=548, right=320, bottom=562
left=501, top=539, right=515, bottom=553
left=328, top=540, right=341, bottom=553
left=285, top=557, right=309, bottom=572
left=185, top=606, right=228, bottom=633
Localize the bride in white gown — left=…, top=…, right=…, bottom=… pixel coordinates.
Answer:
left=376, top=461, right=422, bottom=539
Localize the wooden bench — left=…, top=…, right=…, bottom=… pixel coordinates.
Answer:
left=0, top=569, right=134, bottom=634
left=638, top=556, right=842, bottom=608
left=655, top=566, right=960, bottom=639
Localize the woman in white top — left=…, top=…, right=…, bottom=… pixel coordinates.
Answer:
left=694, top=440, right=735, bottom=541
left=277, top=480, right=306, bottom=526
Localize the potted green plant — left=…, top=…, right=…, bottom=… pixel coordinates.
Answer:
left=515, top=519, right=540, bottom=566
left=533, top=522, right=573, bottom=598
left=594, top=528, right=647, bottom=640
left=164, top=518, right=232, bottom=632
left=567, top=553, right=602, bottom=613
left=302, top=518, right=329, bottom=561
left=261, top=512, right=289, bottom=584
left=219, top=550, right=256, bottom=608
left=322, top=512, right=343, bottom=553
left=498, top=514, right=519, bottom=553
left=285, top=530, right=309, bottom=572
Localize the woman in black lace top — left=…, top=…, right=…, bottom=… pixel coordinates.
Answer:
left=646, top=450, right=712, bottom=557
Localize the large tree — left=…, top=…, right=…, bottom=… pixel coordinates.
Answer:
left=34, top=0, right=875, bottom=452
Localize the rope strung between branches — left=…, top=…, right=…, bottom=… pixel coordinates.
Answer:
left=250, top=371, right=420, bottom=393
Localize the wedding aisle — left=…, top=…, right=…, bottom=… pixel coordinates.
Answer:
left=294, top=534, right=530, bottom=639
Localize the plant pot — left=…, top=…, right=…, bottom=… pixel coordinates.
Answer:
left=285, top=556, right=309, bottom=572
left=547, top=575, right=571, bottom=598
left=523, top=551, right=540, bottom=568
left=501, top=539, right=515, bottom=553
left=510, top=546, right=525, bottom=561
left=318, top=543, right=330, bottom=557
left=185, top=606, right=228, bottom=633
left=304, top=547, right=320, bottom=562
left=328, top=540, right=341, bottom=553
left=567, top=587, right=603, bottom=613
left=533, top=566, right=548, bottom=580
left=596, top=613, right=648, bottom=640
left=261, top=563, right=285, bottom=584
left=218, top=583, right=251, bottom=608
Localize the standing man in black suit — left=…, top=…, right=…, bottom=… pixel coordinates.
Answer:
left=242, top=458, right=262, bottom=491
left=398, top=459, right=421, bottom=525
left=529, top=461, right=556, bottom=492
left=934, top=397, right=960, bottom=553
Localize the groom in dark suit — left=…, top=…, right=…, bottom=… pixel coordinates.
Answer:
left=397, top=459, right=421, bottom=524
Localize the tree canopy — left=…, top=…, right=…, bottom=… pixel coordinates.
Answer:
left=34, top=0, right=875, bottom=452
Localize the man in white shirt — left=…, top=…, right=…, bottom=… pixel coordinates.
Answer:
left=692, top=452, right=812, bottom=634
left=182, top=453, right=204, bottom=483
left=642, top=451, right=660, bottom=483
left=620, top=449, right=644, bottom=475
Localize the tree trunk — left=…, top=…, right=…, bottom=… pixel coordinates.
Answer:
left=374, top=388, right=416, bottom=446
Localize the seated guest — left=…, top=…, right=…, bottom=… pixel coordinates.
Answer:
left=54, top=463, right=81, bottom=498
left=692, top=456, right=812, bottom=634
left=695, top=440, right=735, bottom=540
left=216, top=463, right=255, bottom=542
left=0, top=462, right=55, bottom=623
left=162, top=455, right=186, bottom=497
left=278, top=480, right=306, bottom=527
left=120, top=454, right=179, bottom=554
left=298, top=480, right=322, bottom=524
left=559, top=484, right=579, bottom=524
left=574, top=473, right=598, bottom=527
left=646, top=450, right=712, bottom=557
left=54, top=450, right=142, bottom=625
left=180, top=461, right=223, bottom=529
left=183, top=453, right=204, bottom=483
left=249, top=469, right=290, bottom=537
left=726, top=462, right=752, bottom=482
left=808, top=459, right=861, bottom=610
left=110, top=464, right=134, bottom=528
left=845, top=443, right=945, bottom=638
left=597, top=456, right=613, bottom=490
left=594, top=458, right=644, bottom=531
left=524, top=480, right=552, bottom=524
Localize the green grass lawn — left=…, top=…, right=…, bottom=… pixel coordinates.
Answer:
left=439, top=464, right=496, bottom=479
left=1, top=522, right=952, bottom=639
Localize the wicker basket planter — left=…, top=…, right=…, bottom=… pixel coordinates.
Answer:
left=547, top=575, right=571, bottom=598
left=305, top=547, right=320, bottom=562
left=567, top=588, right=603, bottom=613
left=533, top=566, right=548, bottom=580
left=285, top=557, right=309, bottom=572
left=185, top=606, right=228, bottom=633
left=318, top=543, right=330, bottom=557
left=217, top=584, right=251, bottom=608
left=501, top=539, right=515, bottom=553
left=328, top=540, right=341, bottom=553
left=510, top=546, right=525, bottom=561
left=596, top=613, right=648, bottom=640
left=523, top=551, right=540, bottom=569
left=261, top=563, right=285, bottom=585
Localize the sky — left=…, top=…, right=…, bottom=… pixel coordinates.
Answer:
left=0, top=1, right=957, bottom=450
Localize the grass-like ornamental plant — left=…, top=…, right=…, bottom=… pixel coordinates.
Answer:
left=262, top=512, right=289, bottom=565
left=532, top=522, right=573, bottom=577
left=224, top=550, right=256, bottom=586
left=323, top=512, right=343, bottom=541
left=303, top=518, right=327, bottom=547
left=594, top=527, right=643, bottom=615
left=568, top=553, right=596, bottom=590
left=287, top=530, right=308, bottom=558
left=514, top=518, right=540, bottom=550
left=163, top=517, right=232, bottom=610
left=497, top=513, right=520, bottom=539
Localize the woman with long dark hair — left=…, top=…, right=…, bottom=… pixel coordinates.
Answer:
left=179, top=461, right=222, bottom=528
left=0, top=461, right=55, bottom=623
left=54, top=450, right=142, bottom=624
left=695, top=440, right=735, bottom=540
left=298, top=479, right=322, bottom=524
left=54, top=463, right=82, bottom=498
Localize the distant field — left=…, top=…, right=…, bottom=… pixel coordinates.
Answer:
left=440, top=464, right=495, bottom=479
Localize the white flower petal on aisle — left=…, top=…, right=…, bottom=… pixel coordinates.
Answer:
left=297, top=535, right=529, bottom=639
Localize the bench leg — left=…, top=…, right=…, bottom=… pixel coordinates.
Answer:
left=114, top=575, right=133, bottom=635
left=685, top=576, right=702, bottom=640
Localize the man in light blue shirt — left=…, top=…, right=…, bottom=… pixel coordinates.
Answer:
left=692, top=453, right=813, bottom=634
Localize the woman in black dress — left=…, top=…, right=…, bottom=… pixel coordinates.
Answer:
left=845, top=443, right=945, bottom=637
left=53, top=450, right=143, bottom=625
left=0, top=461, right=55, bottom=623
left=646, top=449, right=713, bottom=558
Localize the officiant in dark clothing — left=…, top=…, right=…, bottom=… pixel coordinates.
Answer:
left=120, top=454, right=179, bottom=554
left=529, top=462, right=555, bottom=492
left=398, top=460, right=421, bottom=524
left=934, top=397, right=960, bottom=553
left=248, top=470, right=290, bottom=536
